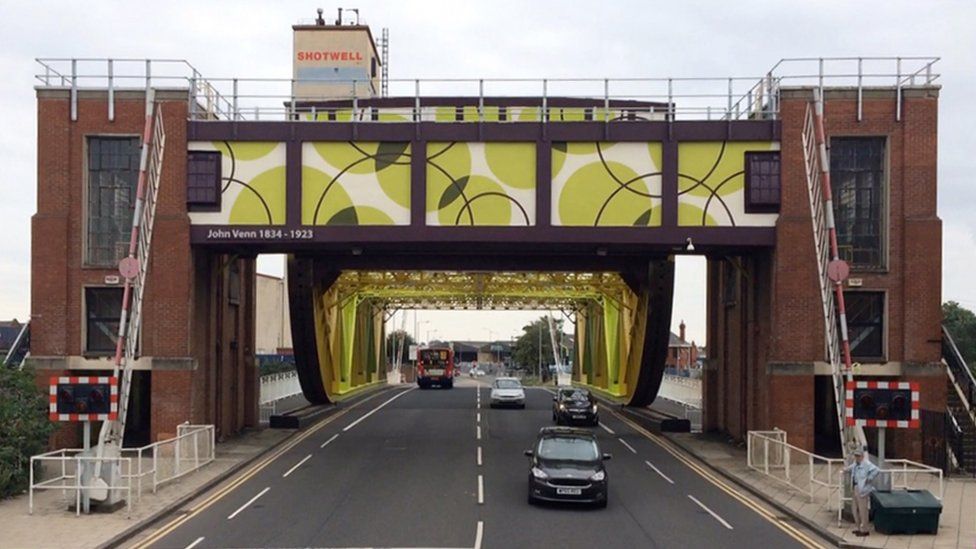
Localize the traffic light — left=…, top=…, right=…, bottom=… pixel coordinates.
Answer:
left=50, top=377, right=117, bottom=421
left=846, top=381, right=919, bottom=428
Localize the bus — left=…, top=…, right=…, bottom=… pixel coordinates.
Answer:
left=417, top=346, right=454, bottom=389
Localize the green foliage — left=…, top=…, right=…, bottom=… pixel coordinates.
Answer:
left=258, top=357, right=296, bottom=377
left=0, top=366, right=56, bottom=499
left=943, top=301, right=976, bottom=372
left=386, top=330, right=416, bottom=363
left=512, top=317, right=563, bottom=374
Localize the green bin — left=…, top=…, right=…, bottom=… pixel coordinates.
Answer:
left=870, top=489, right=941, bottom=535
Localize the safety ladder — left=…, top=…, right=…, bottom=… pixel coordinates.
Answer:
left=98, top=89, right=166, bottom=450
left=800, top=89, right=866, bottom=456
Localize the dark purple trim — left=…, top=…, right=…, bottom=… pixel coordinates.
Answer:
left=286, top=141, right=303, bottom=226
left=189, top=225, right=775, bottom=253
left=410, top=140, right=426, bottom=227
left=537, top=142, right=551, bottom=227
left=662, top=140, right=678, bottom=227
left=187, top=120, right=779, bottom=143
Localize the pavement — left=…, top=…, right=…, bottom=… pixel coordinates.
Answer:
left=123, top=378, right=830, bottom=549
left=662, top=432, right=976, bottom=549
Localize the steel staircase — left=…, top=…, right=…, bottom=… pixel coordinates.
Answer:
left=97, top=89, right=166, bottom=451
left=800, top=89, right=866, bottom=456
left=943, top=325, right=976, bottom=475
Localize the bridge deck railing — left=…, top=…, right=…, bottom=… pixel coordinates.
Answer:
left=35, top=56, right=939, bottom=123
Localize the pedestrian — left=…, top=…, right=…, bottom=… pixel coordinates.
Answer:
left=844, top=448, right=880, bottom=537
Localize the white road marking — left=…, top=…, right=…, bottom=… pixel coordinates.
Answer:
left=645, top=460, right=675, bottom=484
left=477, top=474, right=484, bottom=504
left=342, top=388, right=413, bottom=432
left=476, top=401, right=481, bottom=409
left=477, top=446, right=483, bottom=466
left=320, top=433, right=339, bottom=448
left=282, top=454, right=312, bottom=478
left=227, top=487, right=270, bottom=520
left=474, top=521, right=484, bottom=549
left=476, top=412, right=481, bottom=423
left=476, top=425, right=482, bottom=440
left=618, top=438, right=638, bottom=454
left=599, top=422, right=616, bottom=435
left=688, top=494, right=734, bottom=530
left=184, top=537, right=205, bottom=549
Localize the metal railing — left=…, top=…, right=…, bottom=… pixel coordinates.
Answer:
left=747, top=430, right=945, bottom=527
left=944, top=325, right=976, bottom=419
left=2, top=321, right=29, bottom=367
left=259, top=370, right=303, bottom=423
left=29, top=423, right=214, bottom=515
left=29, top=451, right=132, bottom=517
left=34, top=56, right=939, bottom=123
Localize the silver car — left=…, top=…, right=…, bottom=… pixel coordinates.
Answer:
left=490, top=377, right=526, bottom=408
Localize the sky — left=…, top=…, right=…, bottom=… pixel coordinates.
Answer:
left=2, top=0, right=974, bottom=347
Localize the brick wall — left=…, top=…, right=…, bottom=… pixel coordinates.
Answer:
left=31, top=90, right=257, bottom=446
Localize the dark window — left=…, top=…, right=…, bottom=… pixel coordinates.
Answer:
left=371, top=57, right=377, bottom=78
left=745, top=151, right=781, bottom=213
left=844, top=291, right=885, bottom=360
left=85, top=287, right=122, bottom=354
left=722, top=261, right=738, bottom=306
left=830, top=137, right=886, bottom=268
left=186, top=151, right=222, bottom=210
left=87, top=136, right=141, bottom=266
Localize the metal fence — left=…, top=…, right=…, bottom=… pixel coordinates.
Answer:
left=34, top=56, right=939, bottom=123
left=747, top=430, right=944, bottom=526
left=259, top=370, right=303, bottom=423
left=28, top=423, right=214, bottom=515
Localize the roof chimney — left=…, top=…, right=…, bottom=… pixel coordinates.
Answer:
left=679, top=320, right=686, bottom=342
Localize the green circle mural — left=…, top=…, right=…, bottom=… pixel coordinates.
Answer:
left=558, top=161, right=656, bottom=226
left=228, top=166, right=286, bottom=225
left=484, top=143, right=535, bottom=189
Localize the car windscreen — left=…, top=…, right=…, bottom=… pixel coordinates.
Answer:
left=494, top=379, right=522, bottom=389
left=559, top=390, right=591, bottom=402
left=537, top=436, right=599, bottom=461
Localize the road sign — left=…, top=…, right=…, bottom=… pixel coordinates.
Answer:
left=827, top=259, right=850, bottom=283
left=845, top=380, right=919, bottom=428
left=408, top=345, right=418, bottom=361
left=49, top=376, right=118, bottom=421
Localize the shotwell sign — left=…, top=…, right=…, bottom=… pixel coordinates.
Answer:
left=293, top=26, right=377, bottom=99
left=297, top=50, right=365, bottom=62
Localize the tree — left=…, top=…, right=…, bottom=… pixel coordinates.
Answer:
left=386, top=330, right=416, bottom=365
left=943, top=301, right=976, bottom=372
left=513, top=317, right=563, bottom=377
left=0, top=366, right=56, bottom=499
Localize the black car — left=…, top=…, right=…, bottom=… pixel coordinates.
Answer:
left=552, top=388, right=599, bottom=426
left=525, top=427, right=610, bottom=508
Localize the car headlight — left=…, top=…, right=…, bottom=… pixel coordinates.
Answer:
left=592, top=404, right=598, bottom=414
left=558, top=403, right=566, bottom=410
left=531, top=467, right=548, bottom=480
left=590, top=470, right=605, bottom=481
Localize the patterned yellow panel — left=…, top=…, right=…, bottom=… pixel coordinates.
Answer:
left=187, top=141, right=286, bottom=226
left=302, top=142, right=412, bottom=226
left=677, top=141, right=780, bottom=227
left=551, top=142, right=663, bottom=227
left=426, top=142, right=536, bottom=226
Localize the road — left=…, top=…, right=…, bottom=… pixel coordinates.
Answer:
left=132, top=378, right=825, bottom=549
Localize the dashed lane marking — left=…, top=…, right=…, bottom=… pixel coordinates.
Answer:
left=688, top=494, right=734, bottom=530
left=226, top=487, right=270, bottom=520
left=281, top=454, right=312, bottom=478
left=645, top=460, right=675, bottom=484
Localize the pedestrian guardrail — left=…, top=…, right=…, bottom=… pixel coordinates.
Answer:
left=259, top=370, right=303, bottom=423
left=29, top=423, right=214, bottom=515
left=29, top=451, right=132, bottom=517
left=747, top=430, right=945, bottom=527
left=658, top=374, right=703, bottom=409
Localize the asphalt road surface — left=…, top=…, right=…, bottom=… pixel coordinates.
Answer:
left=132, top=378, right=826, bottom=549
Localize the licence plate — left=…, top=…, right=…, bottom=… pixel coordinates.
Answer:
left=556, top=487, right=582, bottom=495
left=572, top=414, right=586, bottom=419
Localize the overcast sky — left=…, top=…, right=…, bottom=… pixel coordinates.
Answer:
left=2, top=1, right=973, bottom=346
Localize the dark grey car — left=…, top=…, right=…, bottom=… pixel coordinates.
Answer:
left=525, top=427, right=611, bottom=508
